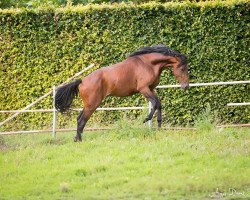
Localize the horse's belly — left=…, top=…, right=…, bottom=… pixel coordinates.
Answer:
left=110, top=89, right=138, bottom=97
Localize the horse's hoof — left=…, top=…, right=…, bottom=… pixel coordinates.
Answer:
left=74, top=137, right=82, bottom=142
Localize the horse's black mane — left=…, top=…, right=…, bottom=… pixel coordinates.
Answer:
left=129, top=44, right=187, bottom=65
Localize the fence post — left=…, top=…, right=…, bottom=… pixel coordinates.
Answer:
left=52, top=85, right=57, bottom=138
left=148, top=101, right=152, bottom=128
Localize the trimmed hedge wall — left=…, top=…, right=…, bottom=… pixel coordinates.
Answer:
left=0, top=0, right=249, bottom=130
left=0, top=0, right=210, bottom=9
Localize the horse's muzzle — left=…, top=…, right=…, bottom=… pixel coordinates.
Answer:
left=181, top=83, right=189, bottom=90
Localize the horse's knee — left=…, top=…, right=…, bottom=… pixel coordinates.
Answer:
left=154, top=98, right=162, bottom=109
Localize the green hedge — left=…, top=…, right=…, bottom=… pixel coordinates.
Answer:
left=0, top=0, right=209, bottom=9
left=0, top=0, right=249, bottom=130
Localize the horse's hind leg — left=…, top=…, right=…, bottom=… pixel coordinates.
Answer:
left=77, top=110, right=83, bottom=121
left=75, top=110, right=89, bottom=142
left=75, top=91, right=104, bottom=142
left=75, top=107, right=97, bottom=142
left=75, top=110, right=84, bottom=141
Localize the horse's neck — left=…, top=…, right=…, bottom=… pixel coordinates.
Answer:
left=146, top=55, right=176, bottom=76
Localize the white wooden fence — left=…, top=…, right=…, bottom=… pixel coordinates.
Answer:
left=0, top=64, right=249, bottom=136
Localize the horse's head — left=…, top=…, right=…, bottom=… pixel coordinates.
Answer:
left=172, top=55, right=189, bottom=90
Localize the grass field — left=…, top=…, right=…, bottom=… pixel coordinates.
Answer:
left=0, top=119, right=249, bottom=200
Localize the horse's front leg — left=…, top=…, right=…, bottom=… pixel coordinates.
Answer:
left=156, top=100, right=162, bottom=128
left=140, top=87, right=162, bottom=128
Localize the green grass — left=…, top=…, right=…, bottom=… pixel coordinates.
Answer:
left=0, top=121, right=249, bottom=200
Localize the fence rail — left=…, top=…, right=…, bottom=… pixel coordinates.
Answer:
left=227, top=102, right=250, bottom=106
left=156, top=80, right=250, bottom=88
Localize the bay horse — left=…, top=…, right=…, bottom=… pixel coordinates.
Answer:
left=55, top=45, right=189, bottom=141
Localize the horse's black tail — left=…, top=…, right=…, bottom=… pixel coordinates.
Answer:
left=55, top=79, right=82, bottom=112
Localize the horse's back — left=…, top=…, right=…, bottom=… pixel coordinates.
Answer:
left=80, top=58, right=141, bottom=97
